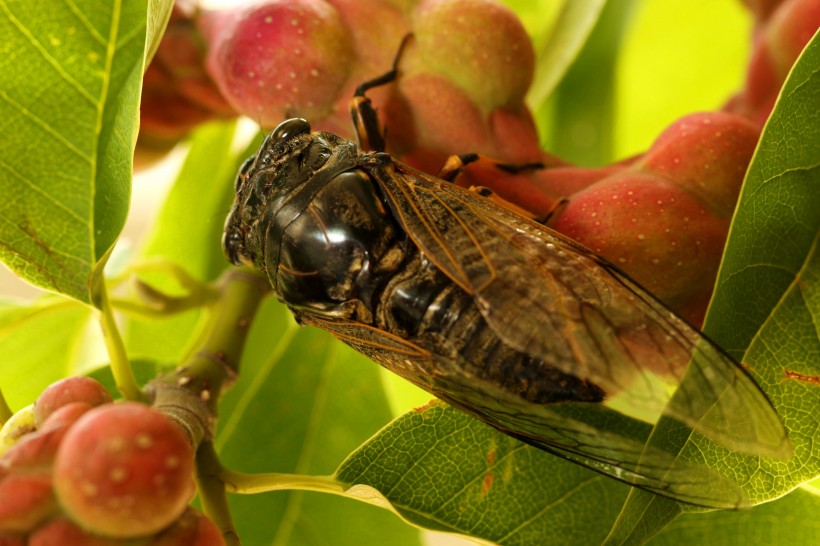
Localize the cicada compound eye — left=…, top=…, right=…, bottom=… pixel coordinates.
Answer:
left=272, top=118, right=311, bottom=142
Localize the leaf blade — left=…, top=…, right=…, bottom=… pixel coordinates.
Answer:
left=0, top=1, right=166, bottom=303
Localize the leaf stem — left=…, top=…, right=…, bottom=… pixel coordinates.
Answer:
left=220, top=467, right=348, bottom=496
left=196, top=442, right=241, bottom=546
left=97, top=281, right=144, bottom=402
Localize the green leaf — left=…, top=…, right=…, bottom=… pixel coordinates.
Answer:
left=648, top=488, right=820, bottom=545
left=215, top=298, right=421, bottom=546
left=0, top=1, right=165, bottom=303
left=124, top=122, right=259, bottom=363
left=544, top=0, right=637, bottom=165
left=145, top=0, right=174, bottom=63
left=336, top=402, right=629, bottom=545
left=0, top=296, right=94, bottom=409
left=703, top=30, right=820, bottom=359
left=604, top=30, right=820, bottom=546
left=526, top=0, right=607, bottom=108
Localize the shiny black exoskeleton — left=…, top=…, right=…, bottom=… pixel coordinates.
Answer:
left=223, top=118, right=603, bottom=404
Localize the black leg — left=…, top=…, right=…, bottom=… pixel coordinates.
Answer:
left=437, top=153, right=544, bottom=182
left=350, top=35, right=413, bottom=152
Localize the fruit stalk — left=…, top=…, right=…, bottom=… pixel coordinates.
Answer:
left=146, top=267, right=270, bottom=448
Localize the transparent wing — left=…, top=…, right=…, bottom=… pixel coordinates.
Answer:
left=300, top=313, right=754, bottom=508
left=366, top=158, right=790, bottom=460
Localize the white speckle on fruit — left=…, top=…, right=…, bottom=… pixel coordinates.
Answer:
left=110, top=466, right=127, bottom=483
left=107, top=436, right=126, bottom=452
left=165, top=455, right=181, bottom=470
left=135, top=433, right=153, bottom=449
left=80, top=480, right=98, bottom=497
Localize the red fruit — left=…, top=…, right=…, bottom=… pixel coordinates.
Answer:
left=28, top=517, right=137, bottom=546
left=552, top=172, right=729, bottom=325
left=0, top=473, right=56, bottom=532
left=766, top=0, right=820, bottom=77
left=532, top=164, right=626, bottom=202
left=411, top=0, right=534, bottom=112
left=53, top=403, right=195, bottom=538
left=742, top=0, right=788, bottom=23
left=33, top=377, right=112, bottom=427
left=204, top=0, right=356, bottom=127
left=397, top=72, right=491, bottom=171
left=326, top=0, right=410, bottom=76
left=3, top=403, right=92, bottom=473
left=732, top=0, right=820, bottom=124
left=636, top=112, right=760, bottom=218
left=153, top=7, right=235, bottom=116
left=487, top=107, right=549, bottom=165
left=0, top=534, right=25, bottom=546
left=150, top=508, right=226, bottom=546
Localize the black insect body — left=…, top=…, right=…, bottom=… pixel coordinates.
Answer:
left=224, top=111, right=790, bottom=510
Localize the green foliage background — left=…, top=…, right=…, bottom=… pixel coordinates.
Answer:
left=0, top=1, right=817, bottom=545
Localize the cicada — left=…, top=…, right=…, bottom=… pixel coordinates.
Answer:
left=223, top=54, right=790, bottom=509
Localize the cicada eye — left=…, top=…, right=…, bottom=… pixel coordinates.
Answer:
left=272, top=118, right=311, bottom=142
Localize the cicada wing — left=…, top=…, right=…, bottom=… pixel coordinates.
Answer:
left=298, top=312, right=751, bottom=508
left=368, top=160, right=790, bottom=459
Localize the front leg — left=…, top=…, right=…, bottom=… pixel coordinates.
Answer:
left=349, top=35, right=413, bottom=153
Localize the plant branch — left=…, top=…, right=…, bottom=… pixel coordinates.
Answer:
left=147, top=267, right=270, bottom=447
left=197, top=442, right=241, bottom=546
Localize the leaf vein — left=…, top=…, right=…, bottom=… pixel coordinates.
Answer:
left=62, top=0, right=107, bottom=45
left=0, top=158, right=88, bottom=224
left=0, top=90, right=93, bottom=164
left=0, top=0, right=99, bottom=105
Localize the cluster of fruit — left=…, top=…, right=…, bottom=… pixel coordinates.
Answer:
left=0, top=378, right=222, bottom=545
left=137, top=0, right=818, bottom=326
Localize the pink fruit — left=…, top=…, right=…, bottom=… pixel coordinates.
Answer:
left=54, top=403, right=195, bottom=538
left=204, top=0, right=356, bottom=127
left=731, top=0, right=820, bottom=124
left=0, top=534, right=25, bottom=546
left=396, top=72, right=491, bottom=170
left=636, top=112, right=760, bottom=218
left=150, top=508, right=226, bottom=546
left=33, top=377, right=112, bottom=427
left=741, top=0, right=788, bottom=23
left=0, top=473, right=56, bottom=532
left=551, top=172, right=729, bottom=325
left=766, top=0, right=820, bottom=77
left=411, top=0, right=534, bottom=112
left=3, top=403, right=92, bottom=473
left=28, top=517, right=134, bottom=546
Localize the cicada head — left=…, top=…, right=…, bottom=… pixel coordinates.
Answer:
left=222, top=118, right=359, bottom=272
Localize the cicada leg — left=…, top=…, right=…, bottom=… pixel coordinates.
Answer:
left=350, top=35, right=413, bottom=153
left=438, top=153, right=552, bottom=223
left=437, top=153, right=544, bottom=182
